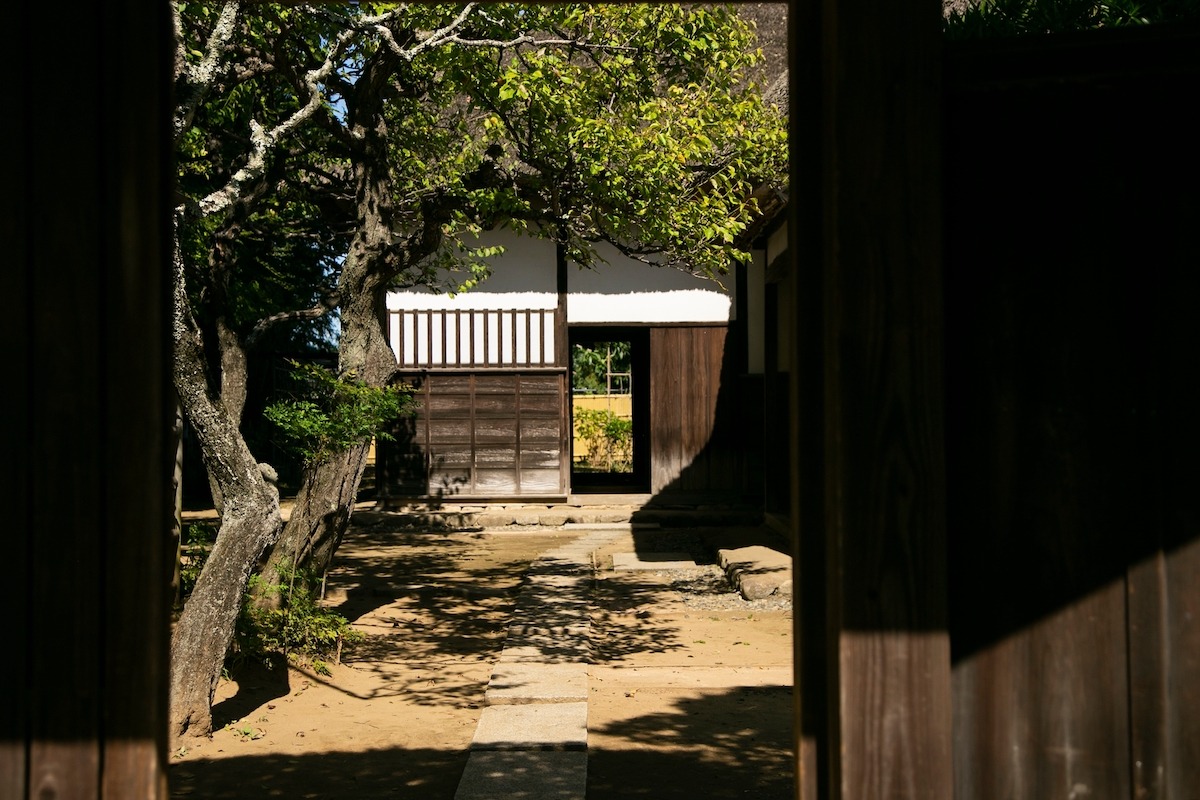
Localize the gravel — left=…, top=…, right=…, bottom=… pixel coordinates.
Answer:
left=642, top=564, right=793, bottom=613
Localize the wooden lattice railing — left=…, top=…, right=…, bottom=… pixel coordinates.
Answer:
left=389, top=307, right=558, bottom=369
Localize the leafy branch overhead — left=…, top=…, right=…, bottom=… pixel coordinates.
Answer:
left=167, top=2, right=785, bottom=739
left=263, top=362, right=415, bottom=467
left=175, top=2, right=788, bottom=302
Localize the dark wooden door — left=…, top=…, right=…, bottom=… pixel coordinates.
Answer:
left=385, top=371, right=567, bottom=500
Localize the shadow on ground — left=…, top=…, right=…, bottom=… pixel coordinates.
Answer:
left=170, top=746, right=467, bottom=799
left=588, top=686, right=794, bottom=800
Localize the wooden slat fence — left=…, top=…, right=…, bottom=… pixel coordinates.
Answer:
left=389, top=308, right=556, bottom=369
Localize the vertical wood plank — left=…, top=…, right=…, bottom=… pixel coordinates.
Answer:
left=100, top=2, right=170, bottom=796
left=7, top=3, right=170, bottom=797
left=1127, top=553, right=1169, bottom=800
left=1166, top=538, right=1200, bottom=798
left=29, top=0, right=105, bottom=791
left=787, top=0, right=824, bottom=789
left=813, top=0, right=951, bottom=794
left=4, top=5, right=32, bottom=794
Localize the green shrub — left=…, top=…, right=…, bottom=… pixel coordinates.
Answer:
left=574, top=407, right=633, bottom=472
left=177, top=524, right=360, bottom=675
left=264, top=360, right=415, bottom=467
left=236, top=567, right=363, bottom=675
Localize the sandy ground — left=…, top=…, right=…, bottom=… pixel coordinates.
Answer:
left=169, top=514, right=794, bottom=799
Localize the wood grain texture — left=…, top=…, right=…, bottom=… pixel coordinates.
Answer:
left=942, top=29, right=1200, bottom=799
left=390, top=371, right=566, bottom=498
left=801, top=0, right=952, bottom=795
left=5, top=3, right=171, bottom=797
left=648, top=326, right=735, bottom=495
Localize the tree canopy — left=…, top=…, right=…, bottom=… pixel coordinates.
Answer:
left=168, top=1, right=787, bottom=739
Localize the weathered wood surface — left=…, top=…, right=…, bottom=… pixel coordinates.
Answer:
left=790, top=0, right=952, bottom=796
left=4, top=3, right=171, bottom=798
left=943, top=25, right=1200, bottom=800
left=383, top=372, right=567, bottom=499
left=648, top=326, right=739, bottom=495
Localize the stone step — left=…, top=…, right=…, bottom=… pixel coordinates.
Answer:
left=470, top=703, right=589, bottom=751
left=454, top=751, right=587, bottom=800
left=369, top=502, right=763, bottom=531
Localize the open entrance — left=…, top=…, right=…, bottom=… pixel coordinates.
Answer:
left=569, top=327, right=650, bottom=493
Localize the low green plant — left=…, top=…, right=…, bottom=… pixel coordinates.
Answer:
left=178, top=522, right=218, bottom=602
left=177, top=524, right=360, bottom=674
left=235, top=566, right=363, bottom=672
left=263, top=360, right=414, bottom=467
left=573, top=407, right=633, bottom=472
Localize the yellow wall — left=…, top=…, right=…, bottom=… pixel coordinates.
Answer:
left=571, top=394, right=632, bottom=461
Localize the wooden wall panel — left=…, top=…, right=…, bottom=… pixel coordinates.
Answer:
left=791, top=0, right=952, bottom=795
left=1166, top=539, right=1200, bottom=797
left=4, top=3, right=171, bottom=797
left=382, top=371, right=567, bottom=499
left=943, top=28, right=1200, bottom=799
left=648, top=326, right=744, bottom=497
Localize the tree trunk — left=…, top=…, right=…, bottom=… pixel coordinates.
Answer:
left=169, top=226, right=284, bottom=738
left=171, top=399, right=184, bottom=607
left=255, top=112, right=412, bottom=600
left=169, top=494, right=281, bottom=738
left=254, top=269, right=393, bottom=601
left=204, top=317, right=251, bottom=516
left=256, top=440, right=372, bottom=601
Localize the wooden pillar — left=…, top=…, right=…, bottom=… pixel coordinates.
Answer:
left=3, top=3, right=172, bottom=797
left=789, top=0, right=951, bottom=797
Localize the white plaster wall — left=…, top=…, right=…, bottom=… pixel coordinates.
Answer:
left=385, top=229, right=734, bottom=325
left=386, top=228, right=558, bottom=311
left=565, top=240, right=732, bottom=324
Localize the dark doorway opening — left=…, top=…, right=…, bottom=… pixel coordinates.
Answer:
left=569, top=326, right=650, bottom=493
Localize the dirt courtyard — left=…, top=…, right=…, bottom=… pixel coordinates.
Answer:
left=169, top=512, right=795, bottom=799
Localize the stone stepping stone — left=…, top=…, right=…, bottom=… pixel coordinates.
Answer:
left=486, top=662, right=588, bottom=704
left=470, top=702, right=588, bottom=751
left=524, top=573, right=590, bottom=590
left=499, top=639, right=591, bottom=664
left=718, top=545, right=794, bottom=600
left=454, top=751, right=587, bottom=800
left=513, top=597, right=591, bottom=619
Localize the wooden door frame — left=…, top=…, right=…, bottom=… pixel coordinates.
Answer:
left=567, top=326, right=651, bottom=493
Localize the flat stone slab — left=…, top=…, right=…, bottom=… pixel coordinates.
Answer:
left=718, top=545, right=793, bottom=600
left=512, top=598, right=591, bottom=622
left=612, top=552, right=699, bottom=571
left=455, top=751, right=587, bottom=800
left=524, top=574, right=590, bottom=590
left=500, top=638, right=591, bottom=663
left=486, top=662, right=588, bottom=704
left=499, top=642, right=591, bottom=663
left=470, top=702, right=588, bottom=751
left=563, top=521, right=634, bottom=530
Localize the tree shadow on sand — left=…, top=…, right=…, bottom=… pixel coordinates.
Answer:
left=588, top=686, right=794, bottom=800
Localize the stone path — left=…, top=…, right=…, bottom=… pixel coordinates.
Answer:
left=454, top=528, right=624, bottom=800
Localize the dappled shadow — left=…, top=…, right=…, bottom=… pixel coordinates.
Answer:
left=169, top=745, right=467, bottom=799
left=177, top=680, right=793, bottom=800
left=588, top=686, right=794, bottom=800
left=211, top=652, right=291, bottom=730
left=590, top=575, right=688, bottom=663
left=301, top=515, right=698, bottom=710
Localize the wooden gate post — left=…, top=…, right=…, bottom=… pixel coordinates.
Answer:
left=4, top=3, right=172, bottom=798
left=789, top=0, right=952, bottom=797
